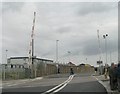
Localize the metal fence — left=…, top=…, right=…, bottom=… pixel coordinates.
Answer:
left=1, top=63, right=94, bottom=80
left=2, top=68, right=26, bottom=80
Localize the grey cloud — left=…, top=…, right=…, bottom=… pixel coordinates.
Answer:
left=57, top=26, right=71, bottom=34
left=40, top=52, right=53, bottom=57
left=82, top=41, right=99, bottom=56
left=2, top=2, right=24, bottom=12
left=77, top=2, right=117, bottom=15
left=61, top=50, right=81, bottom=58
left=82, top=37, right=118, bottom=56
left=2, top=2, right=118, bottom=65
left=35, top=2, right=117, bottom=17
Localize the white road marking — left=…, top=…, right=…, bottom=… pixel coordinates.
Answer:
left=53, top=75, right=74, bottom=93
left=52, top=83, right=68, bottom=93
left=42, top=75, right=74, bottom=94
left=45, top=75, right=72, bottom=93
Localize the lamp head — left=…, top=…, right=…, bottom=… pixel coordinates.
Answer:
left=103, top=35, right=105, bottom=38
left=106, top=34, right=108, bottom=36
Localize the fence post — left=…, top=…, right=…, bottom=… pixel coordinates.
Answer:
left=3, top=65, right=5, bottom=80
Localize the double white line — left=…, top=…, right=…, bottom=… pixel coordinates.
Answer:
left=42, top=74, right=74, bottom=94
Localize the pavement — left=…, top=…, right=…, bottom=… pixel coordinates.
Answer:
left=93, top=74, right=120, bottom=94
left=2, top=74, right=71, bottom=89
left=2, top=74, right=71, bottom=93
left=2, top=73, right=69, bottom=83
left=2, top=73, right=72, bottom=88
left=2, top=77, right=43, bottom=88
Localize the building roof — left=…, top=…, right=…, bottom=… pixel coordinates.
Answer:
left=85, top=64, right=91, bottom=67
left=1, top=63, right=24, bottom=66
left=9, top=56, right=53, bottom=62
left=68, top=62, right=76, bottom=66
left=78, top=63, right=85, bottom=66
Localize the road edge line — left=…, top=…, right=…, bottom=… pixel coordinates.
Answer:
left=3, top=77, right=43, bottom=87
left=92, top=76, right=110, bottom=94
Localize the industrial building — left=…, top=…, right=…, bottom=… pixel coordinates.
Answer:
left=4, top=56, right=54, bottom=69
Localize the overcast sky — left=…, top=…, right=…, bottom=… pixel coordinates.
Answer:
left=2, top=2, right=118, bottom=66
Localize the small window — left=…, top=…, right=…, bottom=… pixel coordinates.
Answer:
left=11, top=65, right=13, bottom=68
left=5, top=65, right=7, bottom=69
left=8, top=59, right=10, bottom=63
left=15, top=65, right=17, bottom=68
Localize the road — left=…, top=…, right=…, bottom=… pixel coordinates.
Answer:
left=2, top=73, right=107, bottom=94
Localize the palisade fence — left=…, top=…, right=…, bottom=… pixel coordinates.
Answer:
left=1, top=63, right=94, bottom=80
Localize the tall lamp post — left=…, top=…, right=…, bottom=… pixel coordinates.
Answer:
left=4, top=49, right=8, bottom=80
left=103, top=34, right=108, bottom=79
left=56, top=40, right=59, bottom=64
left=5, top=50, right=8, bottom=64
left=56, top=40, right=60, bottom=74
left=103, top=34, right=108, bottom=66
left=68, top=51, right=71, bottom=63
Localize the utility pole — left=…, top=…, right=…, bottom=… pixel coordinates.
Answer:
left=28, top=12, right=36, bottom=78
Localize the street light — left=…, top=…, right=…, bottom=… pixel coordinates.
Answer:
left=68, top=51, right=71, bottom=63
left=4, top=49, right=8, bottom=80
left=56, top=40, right=59, bottom=64
left=103, top=34, right=108, bottom=79
left=86, top=58, right=87, bottom=64
left=5, top=50, right=8, bottom=64
left=103, top=34, right=108, bottom=66
left=56, top=40, right=60, bottom=74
